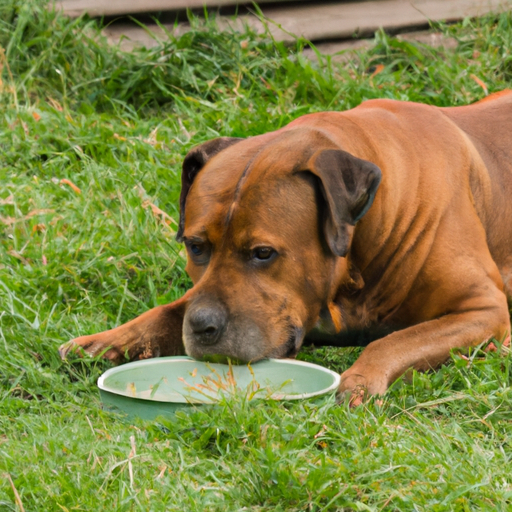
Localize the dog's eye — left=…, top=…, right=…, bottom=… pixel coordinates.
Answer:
left=252, top=247, right=275, bottom=261
left=189, top=243, right=204, bottom=256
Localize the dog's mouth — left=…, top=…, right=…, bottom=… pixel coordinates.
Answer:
left=194, top=325, right=304, bottom=363
left=282, top=326, right=304, bottom=358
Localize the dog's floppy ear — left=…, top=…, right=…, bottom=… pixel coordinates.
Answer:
left=176, top=137, right=243, bottom=242
left=308, top=149, right=382, bottom=257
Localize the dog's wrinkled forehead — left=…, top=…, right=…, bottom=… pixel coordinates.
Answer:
left=196, top=131, right=310, bottom=186
left=177, top=128, right=337, bottom=237
left=217, top=129, right=330, bottom=186
left=183, top=132, right=320, bottom=235
left=186, top=129, right=328, bottom=226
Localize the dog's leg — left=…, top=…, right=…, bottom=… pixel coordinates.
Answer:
left=339, top=291, right=510, bottom=403
left=59, top=295, right=187, bottom=363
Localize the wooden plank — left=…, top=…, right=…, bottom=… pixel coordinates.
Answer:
left=302, top=31, right=458, bottom=63
left=229, top=0, right=512, bottom=42
left=57, top=0, right=512, bottom=28
left=105, top=22, right=459, bottom=55
left=102, top=0, right=512, bottom=50
left=55, top=0, right=305, bottom=18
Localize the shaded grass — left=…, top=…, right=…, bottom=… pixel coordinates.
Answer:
left=1, top=0, right=512, bottom=510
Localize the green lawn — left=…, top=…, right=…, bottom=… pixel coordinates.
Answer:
left=1, top=1, right=512, bottom=510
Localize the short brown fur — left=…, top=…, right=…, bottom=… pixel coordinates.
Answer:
left=60, top=92, right=512, bottom=400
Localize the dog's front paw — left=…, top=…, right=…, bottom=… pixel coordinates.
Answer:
left=58, top=339, right=86, bottom=359
left=338, top=369, right=388, bottom=406
left=58, top=335, right=125, bottom=363
left=338, top=372, right=368, bottom=407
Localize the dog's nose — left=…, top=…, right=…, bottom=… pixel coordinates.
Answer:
left=187, top=303, right=227, bottom=346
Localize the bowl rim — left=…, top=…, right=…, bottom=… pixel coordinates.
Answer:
left=97, top=357, right=341, bottom=402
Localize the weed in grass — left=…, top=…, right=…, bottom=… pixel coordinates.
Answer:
left=1, top=0, right=512, bottom=510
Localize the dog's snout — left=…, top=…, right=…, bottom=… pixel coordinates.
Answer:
left=187, top=303, right=227, bottom=345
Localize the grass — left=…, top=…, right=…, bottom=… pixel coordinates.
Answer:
left=1, top=0, right=512, bottom=509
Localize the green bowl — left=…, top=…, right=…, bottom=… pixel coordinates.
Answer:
left=98, top=356, right=340, bottom=421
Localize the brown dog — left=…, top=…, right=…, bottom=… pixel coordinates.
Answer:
left=60, top=91, right=512, bottom=399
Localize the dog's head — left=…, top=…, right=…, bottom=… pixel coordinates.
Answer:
left=176, top=128, right=381, bottom=362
